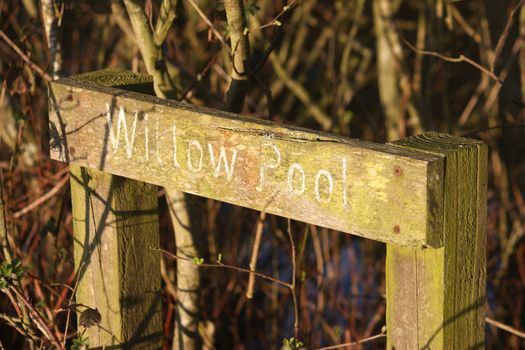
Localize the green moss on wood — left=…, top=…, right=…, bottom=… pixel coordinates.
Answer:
left=72, top=68, right=152, bottom=87
left=49, top=73, right=446, bottom=248
left=386, top=132, right=487, bottom=349
left=68, top=71, right=162, bottom=349
left=71, top=68, right=154, bottom=95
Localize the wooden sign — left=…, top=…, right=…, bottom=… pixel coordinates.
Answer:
left=48, top=76, right=444, bottom=247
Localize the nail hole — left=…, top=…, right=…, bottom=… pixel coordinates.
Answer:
left=393, top=166, right=402, bottom=176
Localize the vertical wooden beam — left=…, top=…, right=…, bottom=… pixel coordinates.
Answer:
left=386, top=132, right=487, bottom=349
left=70, top=167, right=162, bottom=348
left=66, top=70, right=162, bottom=348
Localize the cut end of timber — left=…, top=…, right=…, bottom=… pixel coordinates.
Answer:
left=391, top=131, right=487, bottom=248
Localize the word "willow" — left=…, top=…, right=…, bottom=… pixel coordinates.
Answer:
left=106, top=104, right=350, bottom=207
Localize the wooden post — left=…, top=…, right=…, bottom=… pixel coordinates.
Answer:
left=48, top=70, right=488, bottom=349
left=387, top=133, right=487, bottom=349
left=62, top=70, right=163, bottom=348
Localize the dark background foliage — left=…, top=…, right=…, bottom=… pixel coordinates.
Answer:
left=0, top=0, right=524, bottom=348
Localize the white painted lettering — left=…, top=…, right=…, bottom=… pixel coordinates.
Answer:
left=256, top=144, right=281, bottom=192
left=105, top=104, right=137, bottom=158
left=144, top=114, right=149, bottom=161
left=342, top=158, right=348, bottom=208
left=172, top=125, right=180, bottom=168
left=288, top=163, right=305, bottom=195
left=187, top=140, right=203, bottom=172
left=156, top=118, right=163, bottom=165
left=315, top=169, right=333, bottom=203
left=208, top=144, right=237, bottom=181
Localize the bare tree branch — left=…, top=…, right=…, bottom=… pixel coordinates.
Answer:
left=154, top=0, right=177, bottom=47
left=486, top=317, right=525, bottom=339
left=0, top=30, right=51, bottom=81
left=270, top=53, right=332, bottom=130
left=491, top=0, right=525, bottom=72
left=185, top=0, right=229, bottom=50
left=315, top=333, right=386, bottom=350
left=224, top=0, right=251, bottom=113
left=40, top=0, right=62, bottom=79
left=402, top=37, right=502, bottom=83
left=123, top=0, right=178, bottom=98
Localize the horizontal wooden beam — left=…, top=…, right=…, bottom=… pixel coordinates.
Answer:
left=48, top=73, right=444, bottom=247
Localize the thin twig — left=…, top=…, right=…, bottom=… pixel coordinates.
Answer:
left=491, top=0, right=525, bottom=72
left=0, top=183, right=13, bottom=262
left=458, top=79, right=488, bottom=126
left=250, top=0, right=298, bottom=75
left=4, top=288, right=22, bottom=318
left=61, top=261, right=84, bottom=349
left=9, top=286, right=63, bottom=350
left=287, top=219, right=296, bottom=291
left=185, top=0, right=229, bottom=52
left=13, top=174, right=69, bottom=219
left=154, top=247, right=292, bottom=289
left=483, top=32, right=524, bottom=113
left=179, top=48, right=220, bottom=101
left=461, top=124, right=525, bottom=137
left=160, top=258, right=177, bottom=300
left=253, top=28, right=283, bottom=73
left=246, top=212, right=266, bottom=299
left=401, top=37, right=502, bottom=84
left=286, top=219, right=299, bottom=339
left=450, top=5, right=481, bottom=44
left=270, top=53, right=332, bottom=130
left=153, top=247, right=304, bottom=342
left=0, top=314, right=40, bottom=343
left=0, top=30, right=51, bottom=81
left=0, top=184, right=33, bottom=343
left=250, top=71, right=274, bottom=117
left=486, top=317, right=525, bottom=339
left=245, top=0, right=297, bottom=35
left=315, top=333, right=386, bottom=350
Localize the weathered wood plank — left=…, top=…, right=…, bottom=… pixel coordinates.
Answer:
left=48, top=72, right=444, bottom=247
left=386, top=132, right=487, bottom=349
left=66, top=70, right=163, bottom=349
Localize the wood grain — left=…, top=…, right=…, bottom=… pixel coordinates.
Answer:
left=67, top=70, right=162, bottom=349
left=48, top=71, right=445, bottom=247
left=386, top=132, right=487, bottom=349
